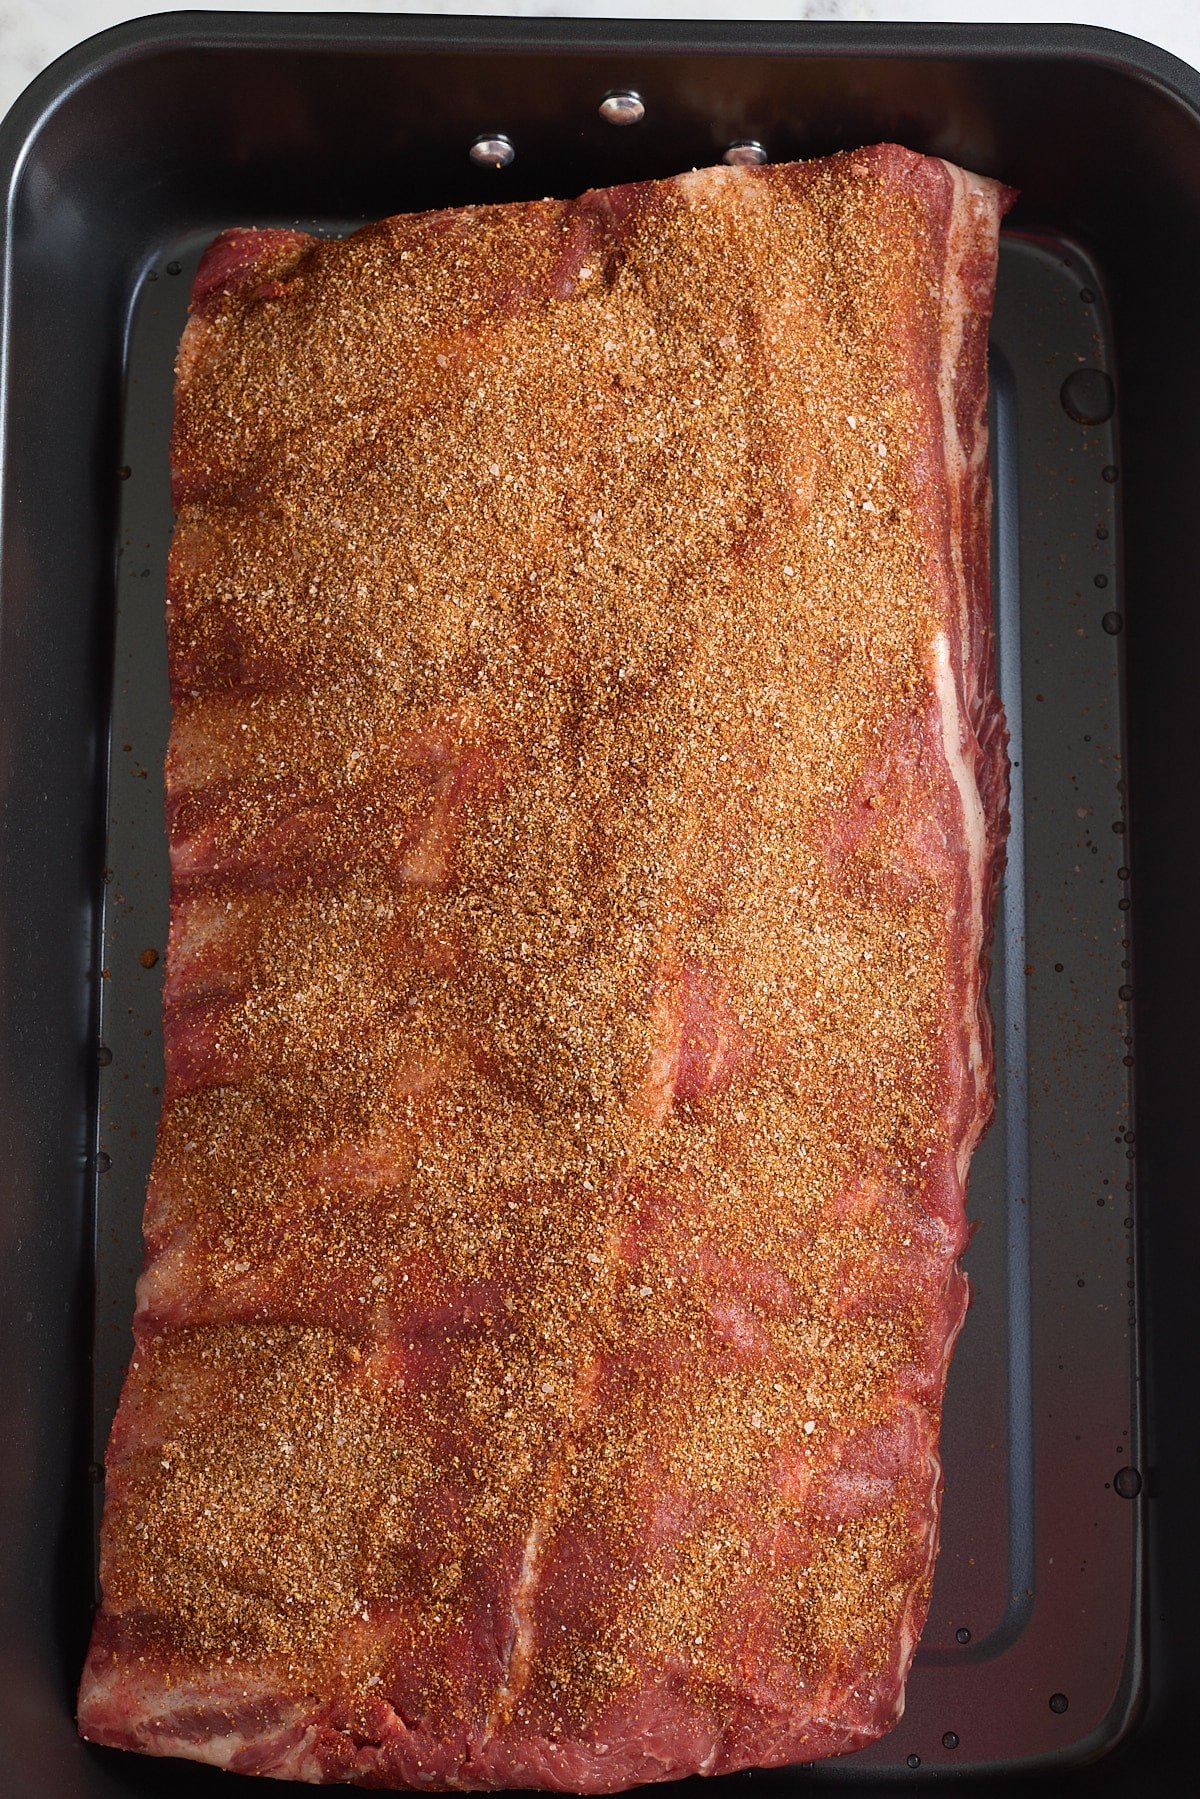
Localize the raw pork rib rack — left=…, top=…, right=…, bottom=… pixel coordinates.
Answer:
left=79, top=145, right=1012, bottom=1790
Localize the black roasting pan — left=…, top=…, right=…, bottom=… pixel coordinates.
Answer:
left=0, top=12, right=1197, bottom=1798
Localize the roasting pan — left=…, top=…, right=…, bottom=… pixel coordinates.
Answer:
left=0, top=12, right=1196, bottom=1798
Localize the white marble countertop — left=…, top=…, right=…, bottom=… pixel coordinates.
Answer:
left=3, top=0, right=1199, bottom=129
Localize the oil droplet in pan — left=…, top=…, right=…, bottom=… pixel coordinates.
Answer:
left=1061, top=367, right=1115, bottom=423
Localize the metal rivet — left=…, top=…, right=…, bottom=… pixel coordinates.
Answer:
left=942, top=1731, right=960, bottom=1751
left=96, top=1045, right=113, bottom=1067
left=1049, top=1692, right=1070, bottom=1714
left=955, top=1626, right=971, bottom=1644
left=724, top=140, right=768, bottom=167
left=1114, top=1466, right=1142, bottom=1498
left=94, top=1151, right=112, bottom=1173
left=906, top=1754, right=921, bottom=1769
left=599, top=90, right=645, bottom=127
left=470, top=134, right=515, bottom=170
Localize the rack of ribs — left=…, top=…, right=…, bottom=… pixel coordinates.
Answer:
left=78, top=143, right=1013, bottom=1790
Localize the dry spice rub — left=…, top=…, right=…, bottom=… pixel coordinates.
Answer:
left=79, top=144, right=1013, bottom=1790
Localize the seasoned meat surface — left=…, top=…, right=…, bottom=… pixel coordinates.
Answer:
left=79, top=145, right=1012, bottom=1790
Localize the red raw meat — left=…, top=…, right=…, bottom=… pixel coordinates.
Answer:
left=78, top=143, right=1012, bottom=1789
